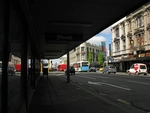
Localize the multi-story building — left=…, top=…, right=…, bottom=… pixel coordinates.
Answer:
left=62, top=42, right=102, bottom=65
left=8, top=54, right=21, bottom=66
left=111, top=2, right=150, bottom=72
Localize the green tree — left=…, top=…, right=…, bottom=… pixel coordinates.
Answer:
left=88, top=50, right=92, bottom=64
left=98, top=51, right=104, bottom=65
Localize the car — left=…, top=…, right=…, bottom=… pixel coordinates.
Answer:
left=99, top=67, right=103, bottom=71
left=7, top=66, right=15, bottom=75
left=65, top=66, right=75, bottom=75
left=102, top=65, right=117, bottom=74
left=89, top=67, right=96, bottom=72
left=127, top=63, right=147, bottom=75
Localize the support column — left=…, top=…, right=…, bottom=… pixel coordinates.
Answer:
left=1, top=0, right=10, bottom=113
left=21, top=28, right=28, bottom=109
left=67, top=51, right=70, bottom=83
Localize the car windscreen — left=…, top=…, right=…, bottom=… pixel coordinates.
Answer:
left=140, top=65, right=146, bottom=69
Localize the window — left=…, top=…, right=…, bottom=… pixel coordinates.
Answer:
left=81, top=47, right=84, bottom=51
left=115, top=42, right=120, bottom=51
left=130, top=64, right=134, bottom=69
left=115, top=27, right=119, bottom=37
left=136, top=16, right=143, bottom=28
left=129, top=21, right=132, bottom=31
left=122, top=23, right=125, bottom=34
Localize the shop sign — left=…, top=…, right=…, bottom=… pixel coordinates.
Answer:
left=45, top=33, right=83, bottom=41
left=138, top=53, right=145, bottom=57
left=146, top=52, right=150, bottom=57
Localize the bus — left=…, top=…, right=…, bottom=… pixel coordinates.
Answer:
left=74, top=61, right=89, bottom=72
left=57, top=64, right=67, bottom=71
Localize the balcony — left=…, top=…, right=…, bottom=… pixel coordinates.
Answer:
left=137, top=46, right=145, bottom=51
left=121, top=34, right=126, bottom=40
left=113, top=37, right=120, bottom=42
left=127, top=32, right=132, bottom=37
left=134, top=27, right=144, bottom=35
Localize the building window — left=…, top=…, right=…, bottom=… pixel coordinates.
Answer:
left=129, top=20, right=132, bottom=31
left=115, top=42, right=120, bottom=51
left=87, top=47, right=89, bottom=60
left=122, top=23, right=125, bottom=34
left=81, top=47, right=84, bottom=51
left=93, top=48, right=94, bottom=61
left=115, top=27, right=119, bottom=37
left=137, top=34, right=144, bottom=47
left=136, top=15, right=143, bottom=28
left=122, top=39, right=126, bottom=50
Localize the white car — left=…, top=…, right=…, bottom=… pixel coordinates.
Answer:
left=127, top=63, right=147, bottom=75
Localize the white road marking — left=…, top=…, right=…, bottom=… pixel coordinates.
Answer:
left=117, top=99, right=130, bottom=105
left=128, top=80, right=150, bottom=85
left=88, top=81, right=102, bottom=85
left=75, top=75, right=96, bottom=79
left=88, top=81, right=131, bottom=91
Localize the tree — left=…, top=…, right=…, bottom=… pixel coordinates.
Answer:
left=88, top=50, right=92, bottom=64
left=98, top=51, right=104, bottom=65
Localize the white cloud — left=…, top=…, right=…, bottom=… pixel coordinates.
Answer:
left=100, top=26, right=112, bottom=35
left=87, top=35, right=106, bottom=45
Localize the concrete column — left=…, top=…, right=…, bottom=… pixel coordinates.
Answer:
left=67, top=51, right=70, bottom=83
left=21, top=27, right=28, bottom=109
left=1, top=0, right=10, bottom=113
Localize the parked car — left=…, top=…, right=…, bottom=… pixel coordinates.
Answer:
left=102, top=65, right=117, bottom=74
left=65, top=66, right=75, bottom=75
left=99, top=67, right=103, bottom=71
left=7, top=66, right=15, bottom=75
left=89, top=67, right=96, bottom=72
left=127, top=63, right=147, bottom=75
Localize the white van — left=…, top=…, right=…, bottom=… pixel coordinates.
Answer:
left=127, top=63, right=147, bottom=75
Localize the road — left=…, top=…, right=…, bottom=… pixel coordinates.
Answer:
left=61, top=71, right=150, bottom=112
left=1, top=71, right=150, bottom=112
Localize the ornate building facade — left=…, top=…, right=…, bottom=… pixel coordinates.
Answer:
left=62, top=42, right=102, bottom=65
left=111, top=2, right=150, bottom=72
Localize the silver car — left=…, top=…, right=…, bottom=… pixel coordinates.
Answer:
left=102, top=65, right=117, bottom=74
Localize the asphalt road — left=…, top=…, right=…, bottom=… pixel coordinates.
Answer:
left=62, top=71, right=150, bottom=112
left=1, top=71, right=150, bottom=112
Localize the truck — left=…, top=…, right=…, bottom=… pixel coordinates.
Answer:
left=57, top=64, right=67, bottom=71
left=15, top=64, right=21, bottom=72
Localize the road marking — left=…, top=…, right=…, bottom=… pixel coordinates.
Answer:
left=128, top=80, right=150, bottom=85
left=88, top=81, right=131, bottom=91
left=117, top=99, right=130, bottom=105
left=76, top=75, right=96, bottom=79
left=88, top=81, right=102, bottom=85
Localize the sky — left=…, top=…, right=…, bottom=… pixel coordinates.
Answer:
left=51, top=17, right=126, bottom=64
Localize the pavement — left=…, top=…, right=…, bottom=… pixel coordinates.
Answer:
left=27, top=72, right=147, bottom=113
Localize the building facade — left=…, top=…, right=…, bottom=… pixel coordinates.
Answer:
left=62, top=42, right=102, bottom=65
left=111, top=2, right=150, bottom=72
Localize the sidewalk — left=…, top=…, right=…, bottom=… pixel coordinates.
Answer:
left=28, top=74, right=146, bottom=113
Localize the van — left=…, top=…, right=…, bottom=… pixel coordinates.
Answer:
left=127, top=63, right=147, bottom=75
